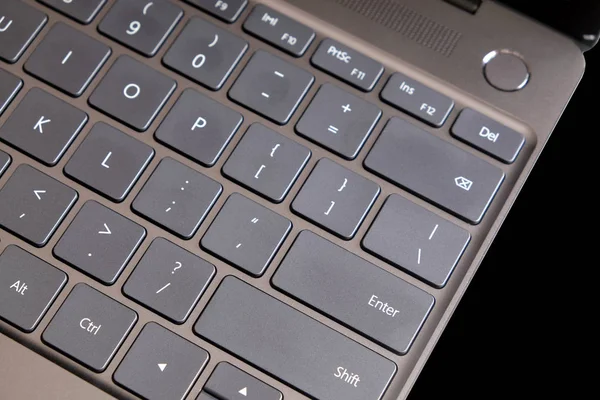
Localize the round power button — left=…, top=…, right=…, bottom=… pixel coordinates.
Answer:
left=483, top=50, right=530, bottom=92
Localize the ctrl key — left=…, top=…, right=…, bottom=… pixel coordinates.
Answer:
left=42, top=283, right=137, bottom=372
left=0, top=245, right=67, bottom=332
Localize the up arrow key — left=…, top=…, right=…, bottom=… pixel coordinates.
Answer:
left=34, top=190, right=46, bottom=200
left=238, top=387, right=248, bottom=397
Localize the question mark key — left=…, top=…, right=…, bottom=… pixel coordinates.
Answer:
left=123, top=238, right=215, bottom=323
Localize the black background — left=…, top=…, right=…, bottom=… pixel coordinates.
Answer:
left=408, top=39, right=597, bottom=398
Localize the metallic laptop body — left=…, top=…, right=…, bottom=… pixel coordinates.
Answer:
left=0, top=0, right=595, bottom=399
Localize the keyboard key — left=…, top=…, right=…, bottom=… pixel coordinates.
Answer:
left=0, top=0, right=47, bottom=63
left=243, top=5, right=315, bottom=57
left=273, top=231, right=434, bottom=355
left=0, top=68, right=22, bottom=115
left=0, top=165, right=78, bottom=247
left=296, top=83, right=381, bottom=159
left=196, top=276, right=396, bottom=400
left=197, top=392, right=218, bottom=400
left=64, top=122, right=154, bottom=202
left=380, top=72, right=454, bottom=127
left=163, top=17, right=248, bottom=91
left=53, top=201, right=146, bottom=285
left=42, top=284, right=137, bottom=372
left=89, top=56, right=177, bottom=131
left=0, top=150, right=9, bottom=177
left=222, top=123, right=311, bottom=203
left=132, top=157, right=222, bottom=239
left=114, top=323, right=209, bottom=400
left=38, top=0, right=106, bottom=24
left=365, top=118, right=505, bottom=224
left=99, top=0, right=183, bottom=57
left=292, top=159, right=379, bottom=240
left=229, top=50, right=314, bottom=125
left=123, top=238, right=215, bottom=323
left=24, top=23, right=111, bottom=97
left=311, top=38, right=384, bottom=92
left=155, top=89, right=243, bottom=167
left=0, top=245, right=67, bottom=332
left=186, top=0, right=247, bottom=23
left=201, top=194, right=291, bottom=277
left=0, top=88, right=88, bottom=166
left=363, top=195, right=470, bottom=288
left=452, top=108, right=525, bottom=163
left=205, top=362, right=282, bottom=400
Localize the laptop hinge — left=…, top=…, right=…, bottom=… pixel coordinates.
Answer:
left=444, top=0, right=482, bottom=14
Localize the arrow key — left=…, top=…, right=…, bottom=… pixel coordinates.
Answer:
left=114, top=322, right=209, bottom=400
left=0, top=164, right=77, bottom=247
left=204, top=362, right=282, bottom=400
left=54, top=200, right=145, bottom=285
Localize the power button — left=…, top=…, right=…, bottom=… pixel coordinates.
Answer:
left=483, top=50, right=530, bottom=92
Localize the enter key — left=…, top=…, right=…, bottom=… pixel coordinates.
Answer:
left=272, top=231, right=435, bottom=355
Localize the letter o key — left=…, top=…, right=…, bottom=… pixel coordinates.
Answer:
left=123, top=83, right=141, bottom=99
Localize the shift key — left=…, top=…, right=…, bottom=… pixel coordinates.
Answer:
left=195, top=276, right=396, bottom=400
left=365, top=117, right=505, bottom=224
left=273, top=231, right=434, bottom=355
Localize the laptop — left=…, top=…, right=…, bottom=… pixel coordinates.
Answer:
left=0, top=0, right=597, bottom=399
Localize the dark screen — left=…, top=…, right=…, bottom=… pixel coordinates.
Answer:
left=499, top=0, right=600, bottom=49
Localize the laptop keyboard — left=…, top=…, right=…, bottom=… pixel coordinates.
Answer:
left=0, top=0, right=526, bottom=399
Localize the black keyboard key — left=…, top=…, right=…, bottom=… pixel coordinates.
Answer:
left=311, top=39, right=384, bottom=92
left=452, top=108, right=525, bottom=163
left=272, top=231, right=434, bottom=354
left=222, top=123, right=311, bottom=203
left=0, top=68, right=22, bottom=115
left=0, top=88, right=88, bottom=166
left=201, top=194, right=291, bottom=277
left=363, top=195, right=470, bottom=288
left=186, top=0, right=247, bottom=23
left=243, top=5, right=315, bottom=57
left=114, top=323, right=209, bottom=400
left=292, top=159, right=379, bottom=240
left=25, top=23, right=111, bottom=97
left=89, top=56, right=177, bottom=131
left=164, top=17, right=248, bottom=91
left=123, top=238, right=215, bottom=323
left=53, top=201, right=146, bottom=285
left=205, top=362, right=282, bottom=400
left=0, top=150, right=9, bottom=177
left=196, top=276, right=396, bottom=400
left=0, top=0, right=47, bottom=63
left=296, top=83, right=381, bottom=159
left=0, top=245, right=67, bottom=332
left=381, top=72, right=454, bottom=127
left=0, top=165, right=78, bottom=247
left=42, top=284, right=137, bottom=372
left=365, top=118, right=505, bottom=224
left=99, top=0, right=183, bottom=57
left=132, top=157, right=222, bottom=239
left=64, top=122, right=154, bottom=202
left=229, top=50, right=314, bottom=125
left=38, top=0, right=106, bottom=24
left=273, top=231, right=434, bottom=355
left=155, top=89, right=243, bottom=167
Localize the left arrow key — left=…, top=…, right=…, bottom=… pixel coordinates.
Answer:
left=0, top=165, right=77, bottom=247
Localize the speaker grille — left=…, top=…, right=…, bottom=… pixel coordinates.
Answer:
left=333, top=0, right=462, bottom=57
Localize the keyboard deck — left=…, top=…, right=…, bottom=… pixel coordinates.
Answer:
left=0, top=1, right=534, bottom=399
